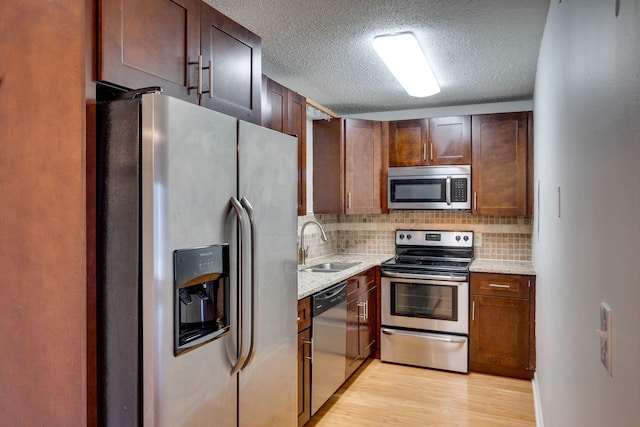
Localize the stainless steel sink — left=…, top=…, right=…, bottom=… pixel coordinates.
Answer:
left=300, top=262, right=360, bottom=273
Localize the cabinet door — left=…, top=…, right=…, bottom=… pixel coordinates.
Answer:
left=262, top=76, right=287, bottom=132
left=345, top=119, right=384, bottom=214
left=470, top=295, right=530, bottom=377
left=313, top=119, right=345, bottom=214
left=297, top=328, right=311, bottom=426
left=262, top=78, right=307, bottom=216
left=389, top=119, right=429, bottom=166
left=345, top=298, right=360, bottom=379
left=100, top=0, right=200, bottom=103
left=286, top=91, right=308, bottom=216
left=359, top=287, right=377, bottom=360
left=200, top=3, right=262, bottom=124
left=429, top=116, right=471, bottom=165
left=471, top=112, right=529, bottom=215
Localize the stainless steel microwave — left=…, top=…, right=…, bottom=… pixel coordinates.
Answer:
left=388, top=165, right=471, bottom=210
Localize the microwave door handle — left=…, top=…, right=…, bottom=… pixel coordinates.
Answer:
left=446, top=177, right=452, bottom=205
left=240, top=197, right=257, bottom=370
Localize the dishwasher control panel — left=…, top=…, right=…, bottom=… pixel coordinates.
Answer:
left=312, top=281, right=347, bottom=317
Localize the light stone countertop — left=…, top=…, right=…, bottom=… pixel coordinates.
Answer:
left=297, top=255, right=535, bottom=300
left=297, top=253, right=394, bottom=299
left=470, top=259, right=536, bottom=275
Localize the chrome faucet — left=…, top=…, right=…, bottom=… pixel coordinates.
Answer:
left=298, top=220, right=328, bottom=265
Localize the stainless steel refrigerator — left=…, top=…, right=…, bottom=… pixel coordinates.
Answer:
left=97, top=92, right=298, bottom=426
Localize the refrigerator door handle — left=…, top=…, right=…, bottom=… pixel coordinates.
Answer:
left=240, top=197, right=257, bottom=370
left=230, top=197, right=251, bottom=376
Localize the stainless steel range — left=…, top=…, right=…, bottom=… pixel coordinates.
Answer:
left=380, top=229, right=473, bottom=373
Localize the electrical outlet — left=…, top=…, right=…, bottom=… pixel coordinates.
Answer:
left=596, top=303, right=613, bottom=376
left=475, top=233, right=482, bottom=247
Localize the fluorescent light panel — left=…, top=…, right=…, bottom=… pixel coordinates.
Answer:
left=373, top=32, right=440, bottom=97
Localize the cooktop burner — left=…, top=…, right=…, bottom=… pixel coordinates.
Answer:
left=381, top=230, right=474, bottom=274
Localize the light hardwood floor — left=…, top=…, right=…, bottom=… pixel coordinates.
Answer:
left=306, top=359, right=536, bottom=427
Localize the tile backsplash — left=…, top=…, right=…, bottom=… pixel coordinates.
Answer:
left=298, top=211, right=532, bottom=261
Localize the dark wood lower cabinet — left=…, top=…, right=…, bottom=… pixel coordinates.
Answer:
left=469, top=273, right=536, bottom=379
left=297, top=327, right=311, bottom=426
left=297, top=297, right=312, bottom=426
left=346, top=268, right=377, bottom=379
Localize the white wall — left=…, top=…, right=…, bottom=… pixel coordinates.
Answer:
left=533, top=1, right=640, bottom=426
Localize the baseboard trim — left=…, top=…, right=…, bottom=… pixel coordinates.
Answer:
left=532, top=372, right=544, bottom=427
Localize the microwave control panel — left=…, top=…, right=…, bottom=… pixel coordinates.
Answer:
left=452, top=178, right=467, bottom=202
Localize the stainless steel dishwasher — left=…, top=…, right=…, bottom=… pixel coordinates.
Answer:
left=311, top=281, right=347, bottom=415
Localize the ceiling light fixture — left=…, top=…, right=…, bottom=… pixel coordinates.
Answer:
left=373, top=32, right=440, bottom=98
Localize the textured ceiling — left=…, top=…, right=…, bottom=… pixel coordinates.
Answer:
left=204, top=0, right=550, bottom=116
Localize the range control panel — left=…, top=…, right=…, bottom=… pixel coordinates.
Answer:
left=395, top=230, right=474, bottom=248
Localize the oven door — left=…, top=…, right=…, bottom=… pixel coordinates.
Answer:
left=381, top=272, right=469, bottom=335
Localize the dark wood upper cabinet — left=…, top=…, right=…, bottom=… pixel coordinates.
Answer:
left=344, top=119, right=386, bottom=214
left=313, top=119, right=388, bottom=214
left=99, top=0, right=261, bottom=124
left=471, top=112, right=530, bottom=215
left=429, top=116, right=471, bottom=164
left=313, top=119, right=344, bottom=214
left=262, top=75, right=286, bottom=132
left=389, top=116, right=471, bottom=167
left=199, top=3, right=261, bottom=123
left=262, top=76, right=307, bottom=215
left=389, top=119, right=429, bottom=166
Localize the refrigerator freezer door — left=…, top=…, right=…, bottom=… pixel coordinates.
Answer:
left=237, top=121, right=298, bottom=427
left=141, top=94, right=239, bottom=427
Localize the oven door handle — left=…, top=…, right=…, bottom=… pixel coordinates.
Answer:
left=381, top=328, right=467, bottom=344
left=381, top=270, right=467, bottom=282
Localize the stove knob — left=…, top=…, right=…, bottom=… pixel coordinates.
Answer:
left=455, top=235, right=461, bottom=241
left=406, top=234, right=412, bottom=240
left=399, top=234, right=405, bottom=240
left=463, top=235, right=469, bottom=241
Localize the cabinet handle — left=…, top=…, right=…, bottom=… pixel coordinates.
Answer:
left=303, top=340, right=313, bottom=361
left=357, top=301, right=366, bottom=320
left=206, top=59, right=213, bottom=98
left=472, top=301, right=475, bottom=321
left=187, top=55, right=203, bottom=95
left=347, top=192, right=352, bottom=210
left=187, top=55, right=212, bottom=97
left=489, top=283, right=511, bottom=289
left=473, top=191, right=477, bottom=211
left=430, top=143, right=433, bottom=161
left=423, top=143, right=427, bottom=161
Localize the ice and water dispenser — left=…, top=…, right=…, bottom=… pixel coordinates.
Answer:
left=173, top=244, right=230, bottom=355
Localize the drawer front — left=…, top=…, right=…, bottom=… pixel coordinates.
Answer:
left=471, top=273, right=530, bottom=299
left=347, top=267, right=376, bottom=300
left=381, top=327, right=468, bottom=373
left=297, top=297, right=311, bottom=332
